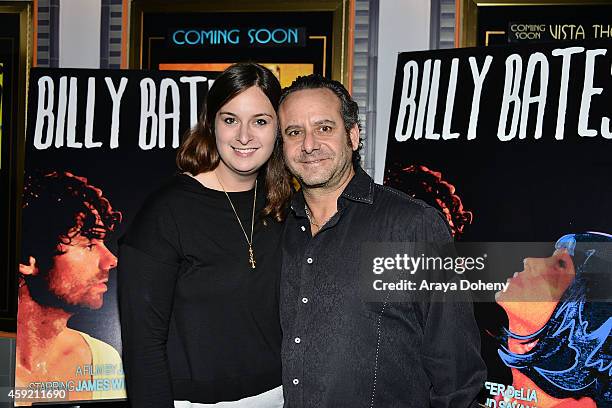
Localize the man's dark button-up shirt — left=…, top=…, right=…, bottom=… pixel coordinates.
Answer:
left=280, top=167, right=487, bottom=408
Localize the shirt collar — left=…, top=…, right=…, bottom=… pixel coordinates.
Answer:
left=290, top=189, right=307, bottom=217
left=290, top=166, right=374, bottom=216
left=339, top=166, right=374, bottom=205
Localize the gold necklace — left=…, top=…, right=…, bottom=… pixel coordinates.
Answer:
left=215, top=173, right=257, bottom=269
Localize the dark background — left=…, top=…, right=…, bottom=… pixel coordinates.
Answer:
left=0, top=12, right=21, bottom=333
left=385, top=42, right=612, bottom=243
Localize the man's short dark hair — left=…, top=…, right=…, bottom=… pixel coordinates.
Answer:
left=279, top=74, right=363, bottom=166
left=21, top=171, right=122, bottom=274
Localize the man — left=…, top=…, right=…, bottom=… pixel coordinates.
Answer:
left=278, top=75, right=487, bottom=407
left=15, top=171, right=126, bottom=403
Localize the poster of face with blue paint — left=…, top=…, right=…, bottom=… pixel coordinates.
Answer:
left=385, top=42, right=612, bottom=407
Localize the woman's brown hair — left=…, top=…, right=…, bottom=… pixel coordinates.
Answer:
left=176, top=63, right=291, bottom=221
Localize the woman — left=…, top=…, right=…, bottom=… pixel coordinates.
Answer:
left=496, top=232, right=612, bottom=407
left=118, top=63, right=291, bottom=408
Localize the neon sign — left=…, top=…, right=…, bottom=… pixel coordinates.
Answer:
left=170, top=28, right=305, bottom=47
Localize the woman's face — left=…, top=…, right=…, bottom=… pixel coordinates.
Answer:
left=214, top=86, right=277, bottom=180
left=496, top=249, right=575, bottom=334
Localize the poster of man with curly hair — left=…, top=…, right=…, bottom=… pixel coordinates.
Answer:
left=15, top=68, right=211, bottom=405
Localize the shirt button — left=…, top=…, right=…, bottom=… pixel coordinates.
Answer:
left=302, top=297, right=308, bottom=304
left=294, top=337, right=301, bottom=344
left=306, top=257, right=313, bottom=264
left=300, top=225, right=306, bottom=231
left=292, top=378, right=299, bottom=385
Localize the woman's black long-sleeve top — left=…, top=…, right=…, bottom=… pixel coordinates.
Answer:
left=118, top=174, right=283, bottom=407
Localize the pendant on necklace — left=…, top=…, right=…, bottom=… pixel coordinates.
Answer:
left=249, top=245, right=256, bottom=269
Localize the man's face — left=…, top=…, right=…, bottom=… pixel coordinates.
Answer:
left=279, top=88, right=359, bottom=189
left=45, top=209, right=117, bottom=310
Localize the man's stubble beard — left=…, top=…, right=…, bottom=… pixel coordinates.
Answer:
left=297, top=158, right=353, bottom=191
left=291, top=138, right=355, bottom=191
left=23, top=274, right=100, bottom=314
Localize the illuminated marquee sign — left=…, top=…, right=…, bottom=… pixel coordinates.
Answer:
left=169, top=27, right=306, bottom=47
left=508, top=20, right=612, bottom=43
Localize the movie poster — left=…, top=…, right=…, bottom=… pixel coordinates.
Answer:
left=385, top=43, right=612, bottom=406
left=14, top=68, right=211, bottom=405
